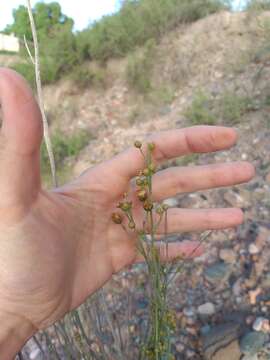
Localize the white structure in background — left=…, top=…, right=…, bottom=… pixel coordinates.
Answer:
left=0, top=33, right=20, bottom=53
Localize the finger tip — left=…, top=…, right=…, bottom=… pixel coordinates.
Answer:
left=224, top=127, right=238, bottom=146
left=243, top=162, right=256, bottom=181
left=209, top=126, right=238, bottom=151
left=232, top=208, right=244, bottom=225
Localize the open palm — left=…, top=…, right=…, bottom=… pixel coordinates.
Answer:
left=0, top=69, right=254, bottom=351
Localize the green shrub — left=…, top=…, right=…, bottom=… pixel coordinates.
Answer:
left=246, top=0, right=270, bottom=11
left=40, top=57, right=59, bottom=84
left=44, top=26, right=78, bottom=76
left=11, top=0, right=228, bottom=85
left=41, top=130, right=92, bottom=173
left=184, top=90, right=216, bottom=125
left=177, top=0, right=228, bottom=23
left=71, top=66, right=106, bottom=89
left=12, top=58, right=59, bottom=86
left=81, top=0, right=228, bottom=62
left=126, top=39, right=156, bottom=93
left=219, top=92, right=252, bottom=124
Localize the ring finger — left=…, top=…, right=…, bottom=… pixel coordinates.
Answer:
left=151, top=161, right=254, bottom=202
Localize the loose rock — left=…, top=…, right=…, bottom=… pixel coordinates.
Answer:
left=198, top=302, right=216, bottom=317
left=252, top=317, right=270, bottom=333
left=240, top=331, right=268, bottom=356
left=219, top=248, right=236, bottom=263
left=212, top=340, right=241, bottom=360
left=248, top=243, right=260, bottom=255
left=204, top=262, right=232, bottom=284
left=249, top=288, right=262, bottom=305
left=202, top=322, right=240, bottom=360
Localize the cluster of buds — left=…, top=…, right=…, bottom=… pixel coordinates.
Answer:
left=112, top=141, right=159, bottom=231
left=134, top=141, right=157, bottom=213
left=112, top=194, right=136, bottom=230
left=117, top=201, right=132, bottom=212
left=155, top=203, right=169, bottom=215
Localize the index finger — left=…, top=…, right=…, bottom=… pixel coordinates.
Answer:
left=108, top=126, right=237, bottom=179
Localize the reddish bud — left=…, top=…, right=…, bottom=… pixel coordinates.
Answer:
left=143, top=200, right=153, bottom=212
left=137, top=189, right=148, bottom=201
left=112, top=213, right=123, bottom=224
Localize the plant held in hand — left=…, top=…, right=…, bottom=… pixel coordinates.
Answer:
left=113, top=141, right=193, bottom=360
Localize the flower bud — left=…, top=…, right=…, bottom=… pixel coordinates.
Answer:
left=162, top=204, right=169, bottom=211
left=112, top=213, right=123, bottom=224
left=134, top=140, right=142, bottom=148
left=143, top=200, right=153, bottom=212
left=128, top=221, right=136, bottom=229
left=156, top=206, right=164, bottom=215
left=148, top=142, right=155, bottom=151
left=118, top=201, right=132, bottom=211
left=149, top=163, right=156, bottom=173
left=143, top=168, right=150, bottom=176
left=137, top=189, right=148, bottom=201
left=136, top=177, right=144, bottom=187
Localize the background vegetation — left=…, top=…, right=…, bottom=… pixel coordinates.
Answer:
left=4, top=0, right=229, bottom=85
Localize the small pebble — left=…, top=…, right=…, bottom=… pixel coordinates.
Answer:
left=241, top=355, right=258, bottom=360
left=184, top=307, right=195, bottom=318
left=219, top=248, right=236, bottom=263
left=29, top=349, right=41, bottom=360
left=253, top=317, right=270, bottom=333
left=249, top=243, right=260, bottom=255
left=200, top=324, right=211, bottom=335
left=246, top=315, right=256, bottom=325
left=233, top=279, right=242, bottom=297
left=197, top=302, right=216, bottom=316
left=187, top=326, right=197, bottom=336
left=186, top=349, right=196, bottom=358
left=249, top=288, right=262, bottom=305
left=175, top=342, right=185, bottom=353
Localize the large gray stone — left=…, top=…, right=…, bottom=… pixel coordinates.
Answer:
left=204, top=262, right=232, bottom=284
left=212, top=340, right=241, bottom=360
left=240, top=331, right=268, bottom=356
left=202, top=322, right=241, bottom=360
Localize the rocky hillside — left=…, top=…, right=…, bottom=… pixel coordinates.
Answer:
left=36, top=11, right=269, bottom=175
left=18, top=10, right=270, bottom=360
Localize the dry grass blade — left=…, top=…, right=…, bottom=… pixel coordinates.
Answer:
left=26, top=0, right=58, bottom=187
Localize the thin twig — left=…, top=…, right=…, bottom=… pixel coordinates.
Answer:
left=26, top=0, right=58, bottom=187
left=23, top=35, right=34, bottom=65
left=167, top=231, right=212, bottom=286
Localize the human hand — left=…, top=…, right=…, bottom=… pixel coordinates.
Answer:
left=0, top=68, right=255, bottom=358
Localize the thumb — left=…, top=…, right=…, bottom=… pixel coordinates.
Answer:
left=0, top=68, right=43, bottom=207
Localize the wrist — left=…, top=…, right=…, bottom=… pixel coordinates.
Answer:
left=0, top=311, right=36, bottom=360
